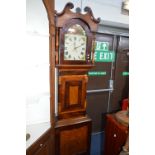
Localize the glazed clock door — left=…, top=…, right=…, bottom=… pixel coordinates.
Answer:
left=59, top=18, right=93, bottom=65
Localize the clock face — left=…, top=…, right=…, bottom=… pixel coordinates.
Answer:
left=64, top=24, right=87, bottom=61
left=64, top=34, right=86, bottom=60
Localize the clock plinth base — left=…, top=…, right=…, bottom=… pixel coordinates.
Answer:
left=55, top=115, right=92, bottom=155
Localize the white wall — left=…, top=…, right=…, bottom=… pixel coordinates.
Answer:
left=26, top=0, right=48, bottom=35
left=25, top=32, right=50, bottom=125
left=26, top=0, right=50, bottom=125
left=26, top=0, right=129, bottom=125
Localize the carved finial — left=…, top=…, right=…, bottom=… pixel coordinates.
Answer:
left=66, top=2, right=74, bottom=9
left=55, top=2, right=74, bottom=16
left=76, top=7, right=81, bottom=13
left=84, top=6, right=101, bottom=23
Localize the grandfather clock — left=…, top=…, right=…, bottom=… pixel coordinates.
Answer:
left=44, top=1, right=100, bottom=155
left=55, top=4, right=100, bottom=154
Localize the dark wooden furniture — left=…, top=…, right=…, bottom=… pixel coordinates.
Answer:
left=104, top=114, right=128, bottom=155
left=26, top=129, right=52, bottom=155
left=55, top=116, right=92, bottom=155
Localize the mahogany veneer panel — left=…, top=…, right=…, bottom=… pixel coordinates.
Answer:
left=55, top=116, right=92, bottom=155
left=58, top=75, right=88, bottom=119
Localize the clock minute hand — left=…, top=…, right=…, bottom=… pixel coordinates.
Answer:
left=74, top=44, right=83, bottom=50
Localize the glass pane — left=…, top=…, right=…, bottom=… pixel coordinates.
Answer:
left=67, top=24, right=86, bottom=35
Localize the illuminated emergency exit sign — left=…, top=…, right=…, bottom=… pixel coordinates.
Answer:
left=94, top=41, right=115, bottom=62
left=95, top=41, right=109, bottom=51
left=122, top=72, right=129, bottom=76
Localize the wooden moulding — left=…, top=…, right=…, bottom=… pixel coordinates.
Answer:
left=58, top=71, right=88, bottom=76
left=42, top=1, right=56, bottom=154
left=43, top=0, right=55, bottom=125
left=55, top=115, right=91, bottom=128
left=55, top=2, right=100, bottom=32
left=43, top=0, right=55, bottom=26
left=56, top=64, right=95, bottom=69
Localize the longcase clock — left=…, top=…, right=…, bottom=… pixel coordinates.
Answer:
left=54, top=3, right=100, bottom=155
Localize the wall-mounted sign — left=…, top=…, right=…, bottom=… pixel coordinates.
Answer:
left=94, top=50, right=115, bottom=62
left=94, top=41, right=115, bottom=62
left=122, top=72, right=129, bottom=76
left=88, top=71, right=106, bottom=76
left=95, top=41, right=109, bottom=51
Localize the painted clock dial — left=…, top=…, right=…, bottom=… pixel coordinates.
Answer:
left=64, top=24, right=87, bottom=61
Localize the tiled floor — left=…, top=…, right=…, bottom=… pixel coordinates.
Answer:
left=90, top=131, right=105, bottom=155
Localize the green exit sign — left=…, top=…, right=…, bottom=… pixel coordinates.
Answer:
left=95, top=41, right=109, bottom=51
left=94, top=50, right=115, bottom=62
left=94, top=41, right=115, bottom=62
left=122, top=72, right=129, bottom=76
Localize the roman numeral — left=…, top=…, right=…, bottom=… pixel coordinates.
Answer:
left=65, top=51, right=68, bottom=55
